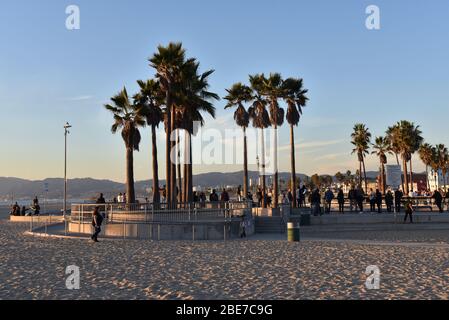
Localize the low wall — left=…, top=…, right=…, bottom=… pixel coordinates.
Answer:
left=68, top=217, right=255, bottom=240
left=308, top=213, right=449, bottom=225
left=10, top=215, right=65, bottom=223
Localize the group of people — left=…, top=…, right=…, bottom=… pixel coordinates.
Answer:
left=9, top=197, right=41, bottom=216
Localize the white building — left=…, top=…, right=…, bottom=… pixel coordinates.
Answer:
left=428, top=169, right=449, bottom=191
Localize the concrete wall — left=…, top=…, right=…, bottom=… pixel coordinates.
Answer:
left=69, top=217, right=255, bottom=240
left=309, top=213, right=449, bottom=225
left=10, top=215, right=64, bottom=223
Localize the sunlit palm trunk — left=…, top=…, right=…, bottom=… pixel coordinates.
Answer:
left=395, top=153, right=405, bottom=191
left=359, top=161, right=362, bottom=187
left=273, top=125, right=279, bottom=208
left=426, top=165, right=430, bottom=191
left=243, top=127, right=249, bottom=201
left=403, top=157, right=409, bottom=194
left=183, top=130, right=193, bottom=204
left=151, top=125, right=160, bottom=206
left=409, top=159, right=414, bottom=192
left=261, top=128, right=267, bottom=208
left=126, top=147, right=136, bottom=204
left=290, top=124, right=297, bottom=208
left=165, top=89, right=172, bottom=207
left=170, top=111, right=177, bottom=207
left=177, top=131, right=182, bottom=203
left=362, top=158, right=368, bottom=193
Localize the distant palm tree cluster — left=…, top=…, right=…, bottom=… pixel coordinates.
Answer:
left=105, top=42, right=309, bottom=208
left=350, top=120, right=448, bottom=194
left=105, top=43, right=219, bottom=205
left=225, top=75, right=308, bottom=208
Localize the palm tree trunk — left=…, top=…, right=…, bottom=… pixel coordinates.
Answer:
left=362, top=158, right=368, bottom=193
left=125, top=147, right=135, bottom=204
left=170, top=111, right=177, bottom=207
left=359, top=161, right=362, bottom=187
left=261, top=128, right=267, bottom=208
left=151, top=125, right=160, bottom=206
left=243, top=127, right=249, bottom=201
left=177, top=130, right=182, bottom=203
left=426, top=165, right=430, bottom=191
left=183, top=130, right=188, bottom=204
left=188, top=133, right=193, bottom=203
left=165, top=89, right=172, bottom=207
left=381, top=163, right=386, bottom=194
left=290, top=124, right=297, bottom=208
left=409, top=159, right=414, bottom=192
left=396, top=153, right=405, bottom=191
left=403, top=157, right=409, bottom=194
left=273, top=125, right=279, bottom=208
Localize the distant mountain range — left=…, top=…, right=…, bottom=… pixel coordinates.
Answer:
left=0, top=170, right=383, bottom=201
left=0, top=171, right=306, bottom=200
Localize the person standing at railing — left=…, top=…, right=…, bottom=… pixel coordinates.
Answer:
left=220, top=189, right=230, bottom=202
left=311, top=188, right=322, bottom=216
left=404, top=201, right=414, bottom=224
left=348, top=186, right=356, bottom=213
left=385, top=190, right=394, bottom=213
left=369, top=189, right=376, bottom=213
left=356, top=186, right=365, bottom=213
left=394, top=189, right=403, bottom=213
left=324, top=188, right=334, bottom=214
left=375, top=189, right=383, bottom=214
left=337, top=189, right=345, bottom=213
left=432, top=189, right=444, bottom=213
left=91, top=207, right=103, bottom=243
left=96, top=193, right=106, bottom=204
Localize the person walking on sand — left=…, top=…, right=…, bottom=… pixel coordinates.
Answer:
left=404, top=201, right=414, bottom=224
left=91, top=207, right=103, bottom=243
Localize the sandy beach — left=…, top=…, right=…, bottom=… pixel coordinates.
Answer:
left=1, top=209, right=449, bottom=300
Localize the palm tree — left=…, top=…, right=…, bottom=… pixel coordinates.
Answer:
left=430, top=146, right=440, bottom=190
left=248, top=76, right=271, bottom=208
left=177, top=61, right=218, bottom=203
left=372, top=136, right=391, bottom=194
left=386, top=124, right=404, bottom=190
left=419, top=143, right=433, bottom=191
left=436, top=144, right=449, bottom=191
left=393, top=121, right=422, bottom=194
left=149, top=42, right=186, bottom=207
left=134, top=79, right=164, bottom=205
left=408, top=125, right=424, bottom=192
left=224, top=83, right=253, bottom=200
left=283, top=77, right=308, bottom=208
left=256, top=73, right=286, bottom=208
left=105, top=88, right=145, bottom=204
left=351, top=124, right=371, bottom=192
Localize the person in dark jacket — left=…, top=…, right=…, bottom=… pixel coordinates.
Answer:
left=432, top=190, right=444, bottom=213
left=324, top=188, right=334, bottom=214
left=385, top=190, right=394, bottom=213
left=356, top=187, right=365, bottom=213
left=348, top=186, right=356, bottom=212
left=337, top=189, right=345, bottom=213
left=91, top=207, right=103, bottom=243
left=311, top=189, right=322, bottom=216
left=96, top=193, right=106, bottom=204
left=375, top=189, right=383, bottom=213
left=210, top=189, right=219, bottom=202
left=220, top=189, right=230, bottom=202
left=394, top=189, right=403, bottom=213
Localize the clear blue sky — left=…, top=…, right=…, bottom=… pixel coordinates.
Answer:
left=1, top=0, right=448, bottom=182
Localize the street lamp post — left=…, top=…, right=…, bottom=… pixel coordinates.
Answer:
left=63, top=122, right=72, bottom=217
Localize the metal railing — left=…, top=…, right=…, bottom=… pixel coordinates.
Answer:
left=69, top=201, right=253, bottom=225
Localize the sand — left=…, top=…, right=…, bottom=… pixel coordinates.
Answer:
left=1, top=210, right=449, bottom=300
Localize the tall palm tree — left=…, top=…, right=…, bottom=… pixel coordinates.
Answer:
left=283, top=77, right=308, bottom=208
left=419, top=143, right=433, bottom=191
left=351, top=124, right=371, bottom=192
left=255, top=73, right=286, bottom=208
left=248, top=77, right=271, bottom=208
left=408, top=125, right=424, bottom=192
left=430, top=146, right=440, bottom=190
left=134, top=79, right=164, bottom=205
left=177, top=61, right=218, bottom=203
left=436, top=144, right=449, bottom=191
left=105, top=88, right=145, bottom=204
left=224, top=83, right=253, bottom=200
left=372, top=136, right=391, bottom=194
left=386, top=124, right=404, bottom=190
left=149, top=42, right=186, bottom=207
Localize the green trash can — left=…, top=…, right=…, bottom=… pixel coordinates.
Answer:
left=287, top=222, right=300, bottom=242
